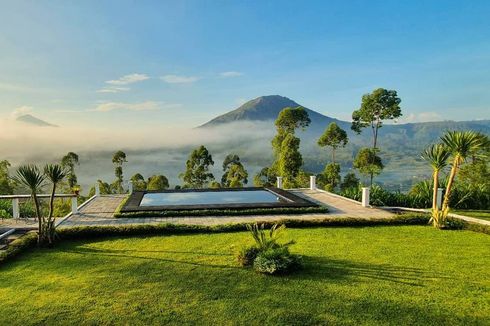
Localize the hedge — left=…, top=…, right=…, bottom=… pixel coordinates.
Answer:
left=114, top=206, right=329, bottom=218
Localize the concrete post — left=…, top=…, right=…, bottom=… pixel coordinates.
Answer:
left=276, top=176, right=283, bottom=189
left=71, top=197, right=78, bottom=214
left=128, top=181, right=133, bottom=194
left=436, top=188, right=444, bottom=209
left=95, top=183, right=100, bottom=197
left=361, top=187, right=370, bottom=207
left=12, top=198, right=20, bottom=218
left=310, top=176, right=316, bottom=190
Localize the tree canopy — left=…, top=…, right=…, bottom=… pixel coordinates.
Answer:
left=351, top=88, right=402, bottom=149
left=318, top=122, right=348, bottom=163
left=180, top=145, right=215, bottom=188
left=112, top=150, right=127, bottom=193
left=147, top=175, right=169, bottom=191
left=221, top=154, right=248, bottom=187
left=353, top=148, right=384, bottom=185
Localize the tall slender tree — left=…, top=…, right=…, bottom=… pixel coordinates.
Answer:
left=317, top=122, right=348, bottom=163
left=61, top=152, right=79, bottom=189
left=112, top=150, right=127, bottom=193
left=43, top=164, right=66, bottom=244
left=180, top=145, right=215, bottom=188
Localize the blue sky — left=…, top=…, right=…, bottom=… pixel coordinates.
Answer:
left=1, top=0, right=489, bottom=129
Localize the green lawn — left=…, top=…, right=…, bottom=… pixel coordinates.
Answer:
left=0, top=226, right=489, bottom=325
left=452, top=210, right=490, bottom=221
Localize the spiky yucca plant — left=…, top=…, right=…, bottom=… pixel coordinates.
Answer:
left=15, top=165, right=46, bottom=245
left=246, top=223, right=290, bottom=251
left=44, top=164, right=66, bottom=244
left=421, top=143, right=450, bottom=227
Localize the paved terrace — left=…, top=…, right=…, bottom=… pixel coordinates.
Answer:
left=57, top=190, right=394, bottom=228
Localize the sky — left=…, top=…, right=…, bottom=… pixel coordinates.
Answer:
left=1, top=0, right=489, bottom=130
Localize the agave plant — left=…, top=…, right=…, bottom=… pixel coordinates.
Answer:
left=246, top=223, right=290, bottom=251
left=15, top=165, right=46, bottom=244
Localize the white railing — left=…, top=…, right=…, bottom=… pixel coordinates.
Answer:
left=0, top=194, right=78, bottom=218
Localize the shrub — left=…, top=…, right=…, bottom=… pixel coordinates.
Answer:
left=237, top=246, right=259, bottom=267
left=253, top=247, right=303, bottom=275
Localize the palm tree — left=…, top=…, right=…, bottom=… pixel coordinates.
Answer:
left=44, top=164, right=66, bottom=244
left=15, top=165, right=46, bottom=244
left=421, top=144, right=450, bottom=227
left=440, top=131, right=486, bottom=224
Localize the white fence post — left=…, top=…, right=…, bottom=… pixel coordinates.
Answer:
left=128, top=181, right=133, bottom=194
left=71, top=197, right=78, bottom=214
left=361, top=187, right=370, bottom=207
left=436, top=188, right=444, bottom=209
left=310, top=176, right=316, bottom=190
left=95, top=183, right=100, bottom=197
left=276, top=176, right=283, bottom=189
left=12, top=198, right=20, bottom=218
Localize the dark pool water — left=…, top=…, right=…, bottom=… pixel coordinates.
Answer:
left=140, top=190, right=287, bottom=206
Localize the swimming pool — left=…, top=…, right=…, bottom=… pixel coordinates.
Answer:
left=121, top=187, right=319, bottom=213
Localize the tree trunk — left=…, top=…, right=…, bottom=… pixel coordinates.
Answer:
left=442, top=158, right=460, bottom=212
left=32, top=193, right=43, bottom=246
left=47, top=184, right=56, bottom=245
left=432, top=170, right=439, bottom=211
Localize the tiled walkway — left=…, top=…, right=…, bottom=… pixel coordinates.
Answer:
left=58, top=190, right=394, bottom=227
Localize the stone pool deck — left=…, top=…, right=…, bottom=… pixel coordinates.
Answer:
left=55, top=190, right=394, bottom=228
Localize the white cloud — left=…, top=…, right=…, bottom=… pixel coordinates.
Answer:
left=106, top=73, right=149, bottom=85
left=93, top=101, right=181, bottom=112
left=96, top=86, right=131, bottom=93
left=10, top=106, right=34, bottom=119
left=160, top=75, right=199, bottom=84
left=94, top=101, right=160, bottom=112
left=97, top=73, right=149, bottom=93
left=397, top=112, right=443, bottom=123
left=220, top=71, right=243, bottom=78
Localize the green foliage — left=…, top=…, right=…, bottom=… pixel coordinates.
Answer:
left=246, top=223, right=288, bottom=251
left=253, top=167, right=276, bottom=187
left=279, top=133, right=303, bottom=188
left=236, top=246, right=259, bottom=267
left=458, top=160, right=489, bottom=187
left=351, top=88, right=402, bottom=148
left=61, top=152, right=79, bottom=189
left=88, top=180, right=113, bottom=197
left=353, top=148, right=384, bottom=185
left=318, top=163, right=341, bottom=191
left=209, top=181, right=221, bottom=188
left=253, top=247, right=303, bottom=275
left=317, top=122, right=348, bottom=163
left=180, top=145, right=215, bottom=188
left=115, top=206, right=329, bottom=218
left=130, top=173, right=147, bottom=191
left=0, top=160, right=14, bottom=195
left=270, top=106, right=310, bottom=188
left=112, top=150, right=127, bottom=193
left=221, top=154, right=248, bottom=187
left=147, top=175, right=169, bottom=191
left=340, top=172, right=360, bottom=191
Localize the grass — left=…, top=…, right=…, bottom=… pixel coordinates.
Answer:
left=0, top=226, right=488, bottom=325
left=452, top=209, right=490, bottom=221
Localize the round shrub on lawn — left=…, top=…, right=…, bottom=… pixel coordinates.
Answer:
left=252, top=247, right=303, bottom=275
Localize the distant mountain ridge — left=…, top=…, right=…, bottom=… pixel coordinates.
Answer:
left=16, top=114, right=57, bottom=127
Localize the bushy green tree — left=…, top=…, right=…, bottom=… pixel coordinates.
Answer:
left=278, top=133, right=303, bottom=188
left=318, top=122, right=348, bottom=163
left=147, top=175, right=169, bottom=191
left=61, top=152, right=79, bottom=190
left=353, top=148, right=384, bottom=186
left=180, top=145, right=215, bottom=188
left=112, top=150, right=127, bottom=193
left=221, top=154, right=248, bottom=187
left=351, top=88, right=402, bottom=149
left=253, top=167, right=276, bottom=187
left=226, top=163, right=248, bottom=188
left=319, top=163, right=341, bottom=191
left=88, top=179, right=113, bottom=197
left=0, top=160, right=14, bottom=195
left=130, top=173, right=147, bottom=191
left=270, top=107, right=310, bottom=188
left=340, top=172, right=360, bottom=191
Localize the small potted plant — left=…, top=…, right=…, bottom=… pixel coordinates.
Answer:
left=72, top=185, right=80, bottom=196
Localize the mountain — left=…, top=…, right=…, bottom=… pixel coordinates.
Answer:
left=200, top=95, right=346, bottom=129
left=16, top=114, right=57, bottom=127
